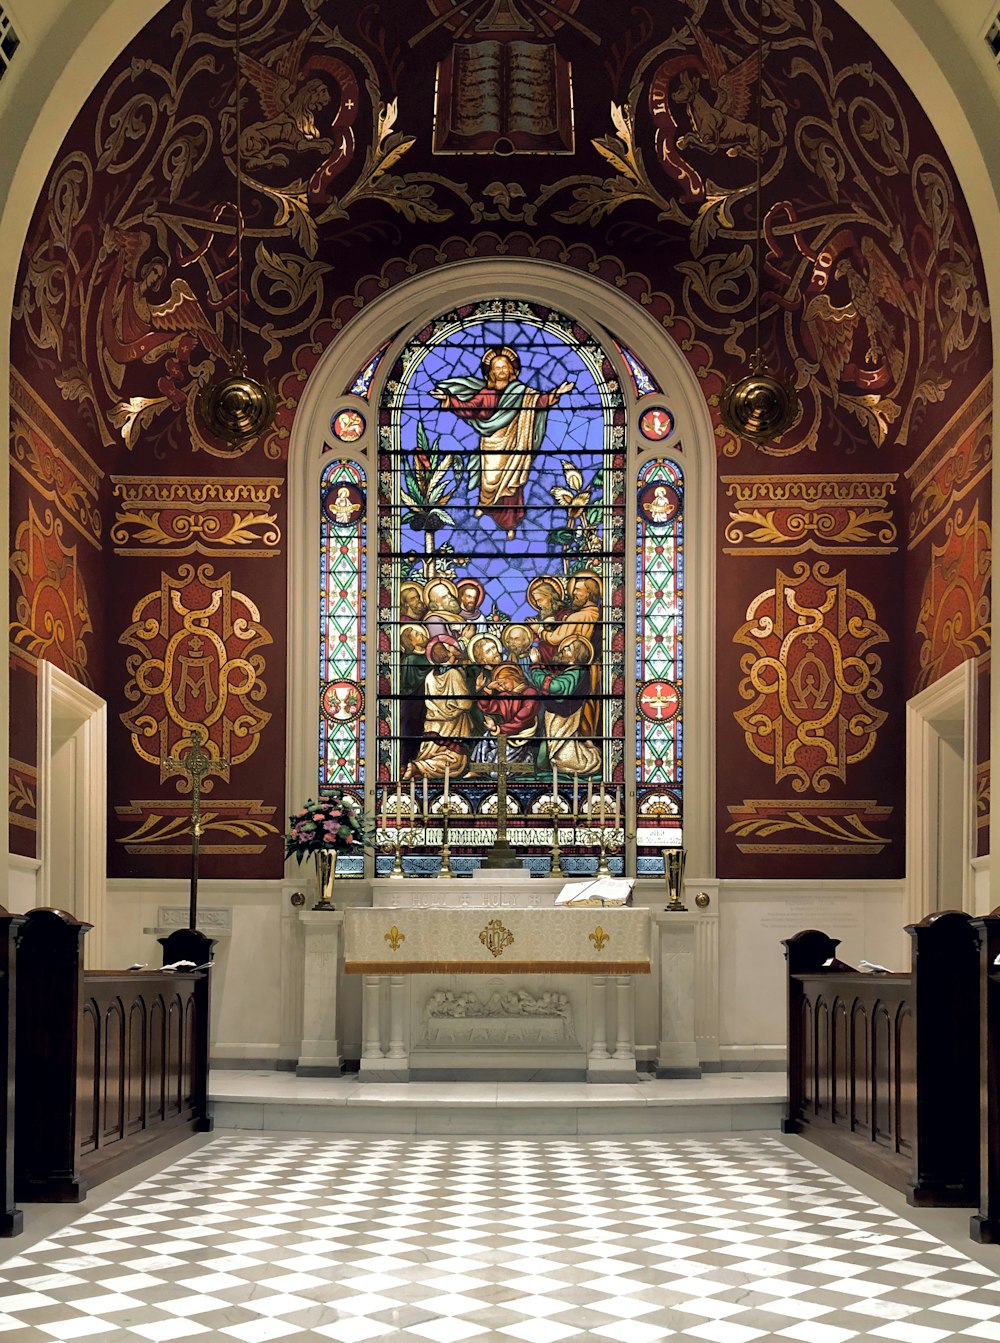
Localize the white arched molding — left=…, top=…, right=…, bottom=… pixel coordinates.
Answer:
left=286, top=257, right=717, bottom=879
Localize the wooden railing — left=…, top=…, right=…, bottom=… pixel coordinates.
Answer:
left=7, top=911, right=213, bottom=1215
left=783, top=911, right=979, bottom=1206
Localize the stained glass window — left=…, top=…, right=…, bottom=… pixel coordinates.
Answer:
left=317, top=301, right=686, bottom=876
left=376, top=299, right=626, bottom=873
left=613, top=339, right=659, bottom=397
left=636, top=458, right=683, bottom=871
left=347, top=336, right=396, bottom=400
left=319, top=459, right=366, bottom=789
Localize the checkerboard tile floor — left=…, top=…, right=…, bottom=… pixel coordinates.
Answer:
left=0, top=1134, right=998, bottom=1341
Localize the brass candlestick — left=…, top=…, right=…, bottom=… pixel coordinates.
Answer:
left=381, top=824, right=416, bottom=878
left=664, top=846, right=687, bottom=911
left=579, top=825, right=622, bottom=877
left=436, top=800, right=461, bottom=879
left=537, top=795, right=565, bottom=875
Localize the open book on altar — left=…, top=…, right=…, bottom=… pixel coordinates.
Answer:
left=555, top=877, right=634, bottom=907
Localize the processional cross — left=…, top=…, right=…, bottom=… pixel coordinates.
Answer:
left=163, top=727, right=229, bottom=930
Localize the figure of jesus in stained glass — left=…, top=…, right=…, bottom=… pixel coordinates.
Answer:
left=430, top=345, right=574, bottom=538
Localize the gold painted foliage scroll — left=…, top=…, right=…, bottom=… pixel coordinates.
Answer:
left=12, top=0, right=468, bottom=460
left=538, top=1, right=989, bottom=456
left=723, top=475, right=897, bottom=555
left=10, top=0, right=989, bottom=461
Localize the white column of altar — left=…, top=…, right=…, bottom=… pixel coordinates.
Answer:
left=296, top=911, right=344, bottom=1076
left=586, top=974, right=640, bottom=1082
left=358, top=975, right=411, bottom=1081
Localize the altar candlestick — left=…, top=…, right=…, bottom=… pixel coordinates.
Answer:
left=395, top=787, right=401, bottom=825
left=587, top=778, right=593, bottom=812
left=381, top=793, right=388, bottom=832
left=444, top=764, right=450, bottom=801
left=600, top=783, right=606, bottom=821
left=409, top=778, right=416, bottom=817
left=552, top=765, right=558, bottom=800
left=423, top=777, right=429, bottom=816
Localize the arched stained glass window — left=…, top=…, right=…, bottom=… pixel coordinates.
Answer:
left=376, top=299, right=626, bottom=872
left=319, top=459, right=367, bottom=789
left=636, top=457, right=683, bottom=870
left=316, top=299, right=685, bottom=876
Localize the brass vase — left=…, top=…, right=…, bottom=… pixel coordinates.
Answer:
left=663, top=846, right=688, bottom=911
left=313, top=848, right=337, bottom=911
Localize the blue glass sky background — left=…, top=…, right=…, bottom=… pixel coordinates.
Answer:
left=385, top=308, right=621, bottom=624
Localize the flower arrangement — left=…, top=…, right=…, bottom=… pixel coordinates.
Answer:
left=284, top=789, right=369, bottom=863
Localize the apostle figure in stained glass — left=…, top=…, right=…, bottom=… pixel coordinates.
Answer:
left=403, top=639, right=474, bottom=780
left=399, top=624, right=432, bottom=769
left=528, top=635, right=601, bottom=776
left=479, top=663, right=541, bottom=769
left=430, top=346, right=574, bottom=538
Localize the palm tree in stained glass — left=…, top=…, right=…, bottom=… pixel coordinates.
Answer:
left=400, top=420, right=464, bottom=581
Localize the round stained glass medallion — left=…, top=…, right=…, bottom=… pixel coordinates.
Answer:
left=322, top=680, right=364, bottom=723
left=638, top=679, right=681, bottom=723
left=638, top=481, right=680, bottom=526
left=331, top=408, right=366, bottom=442
left=322, top=480, right=365, bottom=528
left=639, top=406, right=674, bottom=442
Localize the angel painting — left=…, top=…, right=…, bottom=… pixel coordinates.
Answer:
left=99, top=228, right=230, bottom=405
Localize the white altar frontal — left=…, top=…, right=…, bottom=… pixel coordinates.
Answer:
left=297, top=873, right=706, bottom=1084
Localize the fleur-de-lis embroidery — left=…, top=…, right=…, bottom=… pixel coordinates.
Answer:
left=384, top=926, right=405, bottom=952
left=589, top=926, right=610, bottom=952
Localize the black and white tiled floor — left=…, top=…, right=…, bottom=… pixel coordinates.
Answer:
left=1, top=1134, right=999, bottom=1342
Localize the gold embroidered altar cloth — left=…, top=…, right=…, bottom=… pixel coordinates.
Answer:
left=343, top=906, right=651, bottom=976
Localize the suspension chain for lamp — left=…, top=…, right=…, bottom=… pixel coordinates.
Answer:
left=198, top=0, right=276, bottom=447
left=719, top=0, right=798, bottom=446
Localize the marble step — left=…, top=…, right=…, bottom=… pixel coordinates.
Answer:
left=209, top=1070, right=785, bottom=1136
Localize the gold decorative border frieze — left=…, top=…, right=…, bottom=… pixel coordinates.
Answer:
left=11, top=370, right=103, bottom=548
left=906, top=374, right=992, bottom=550
left=8, top=759, right=37, bottom=833
left=115, top=798, right=278, bottom=854
left=722, top=475, right=897, bottom=554
left=726, top=799, right=893, bottom=853
left=111, top=477, right=282, bottom=557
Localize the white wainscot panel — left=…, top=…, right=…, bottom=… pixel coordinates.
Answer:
left=7, top=854, right=40, bottom=913
left=106, top=879, right=288, bottom=1066
left=718, top=880, right=907, bottom=1064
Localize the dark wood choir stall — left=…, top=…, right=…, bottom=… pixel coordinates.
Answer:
left=0, top=908, right=212, bottom=1236
left=783, top=911, right=980, bottom=1209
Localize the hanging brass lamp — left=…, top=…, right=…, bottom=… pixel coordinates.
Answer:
left=719, top=0, right=798, bottom=446
left=198, top=0, right=275, bottom=447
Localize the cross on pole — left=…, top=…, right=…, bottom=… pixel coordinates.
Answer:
left=495, top=730, right=510, bottom=845
left=163, top=727, right=229, bottom=931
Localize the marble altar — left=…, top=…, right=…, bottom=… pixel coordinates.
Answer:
left=297, top=873, right=704, bottom=1083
